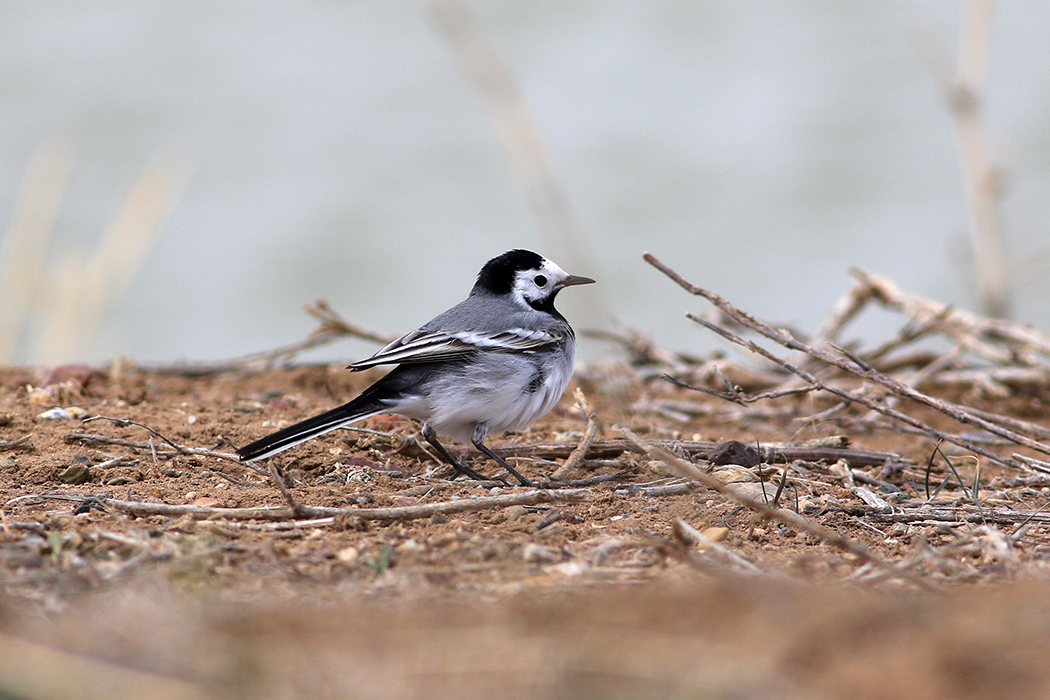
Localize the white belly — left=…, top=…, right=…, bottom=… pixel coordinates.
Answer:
left=412, top=340, right=576, bottom=445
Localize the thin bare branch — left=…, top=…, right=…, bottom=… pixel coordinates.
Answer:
left=15, top=488, right=589, bottom=523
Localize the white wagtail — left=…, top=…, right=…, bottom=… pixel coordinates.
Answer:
left=237, top=249, right=595, bottom=486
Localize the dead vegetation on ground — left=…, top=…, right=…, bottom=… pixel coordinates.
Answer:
left=4, top=258, right=1050, bottom=699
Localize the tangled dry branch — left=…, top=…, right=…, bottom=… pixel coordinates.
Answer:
left=643, top=252, right=1050, bottom=473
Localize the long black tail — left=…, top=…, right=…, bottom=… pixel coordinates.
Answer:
left=238, top=363, right=436, bottom=463
left=237, top=394, right=386, bottom=463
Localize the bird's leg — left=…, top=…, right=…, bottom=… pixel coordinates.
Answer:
left=421, top=424, right=499, bottom=484
left=472, top=424, right=534, bottom=487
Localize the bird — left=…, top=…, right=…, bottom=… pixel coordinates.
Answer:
left=237, top=249, right=595, bottom=486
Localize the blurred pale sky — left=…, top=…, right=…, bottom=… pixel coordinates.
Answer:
left=1, top=1, right=1048, bottom=365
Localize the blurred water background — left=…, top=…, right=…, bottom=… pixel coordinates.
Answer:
left=1, top=1, right=1048, bottom=367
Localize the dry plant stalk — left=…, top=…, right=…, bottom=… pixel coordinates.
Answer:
left=36, top=149, right=192, bottom=364
left=233, top=299, right=394, bottom=370
left=431, top=0, right=583, bottom=264
left=913, top=0, right=1009, bottom=318
left=0, top=143, right=192, bottom=364
left=430, top=0, right=605, bottom=326
left=0, top=436, right=35, bottom=452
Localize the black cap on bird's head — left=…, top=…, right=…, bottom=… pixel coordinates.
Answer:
left=474, top=249, right=546, bottom=295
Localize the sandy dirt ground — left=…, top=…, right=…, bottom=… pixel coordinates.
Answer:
left=3, top=360, right=1050, bottom=699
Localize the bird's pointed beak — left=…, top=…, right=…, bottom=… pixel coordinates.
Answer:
left=560, top=274, right=596, bottom=288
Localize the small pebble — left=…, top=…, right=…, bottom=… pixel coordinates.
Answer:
left=169, top=514, right=196, bottom=533
left=27, top=390, right=51, bottom=405
left=337, top=546, right=360, bottom=566
left=702, top=526, right=729, bottom=542
left=38, top=407, right=72, bottom=420
left=430, top=532, right=458, bottom=548
left=503, top=505, right=528, bottom=522
left=522, top=542, right=561, bottom=564
left=198, top=521, right=238, bottom=538
left=712, top=467, right=756, bottom=485
left=57, top=465, right=91, bottom=484
left=727, top=482, right=782, bottom=503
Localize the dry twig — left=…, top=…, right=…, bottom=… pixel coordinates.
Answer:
left=65, top=430, right=264, bottom=474
left=0, top=435, right=35, bottom=452
left=16, top=488, right=589, bottom=524
left=849, top=270, right=1050, bottom=362
left=620, top=427, right=935, bottom=589
left=551, top=388, right=601, bottom=480
left=457, top=437, right=902, bottom=469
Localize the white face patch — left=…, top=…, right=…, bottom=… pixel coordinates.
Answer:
left=510, top=258, right=568, bottom=307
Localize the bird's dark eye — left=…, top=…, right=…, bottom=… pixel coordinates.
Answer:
left=534, top=275, right=548, bottom=287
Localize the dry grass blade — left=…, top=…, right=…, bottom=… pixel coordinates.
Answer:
left=37, top=149, right=192, bottom=364
left=83, top=415, right=184, bottom=453
left=0, top=140, right=74, bottom=363
left=671, top=518, right=762, bottom=574
left=268, top=462, right=306, bottom=517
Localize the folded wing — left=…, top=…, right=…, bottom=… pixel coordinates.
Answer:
left=349, top=327, right=563, bottom=370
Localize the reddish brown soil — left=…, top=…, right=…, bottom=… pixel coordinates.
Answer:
left=3, top=362, right=1050, bottom=700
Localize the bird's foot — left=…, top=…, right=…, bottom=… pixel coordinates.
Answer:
left=451, top=460, right=496, bottom=483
